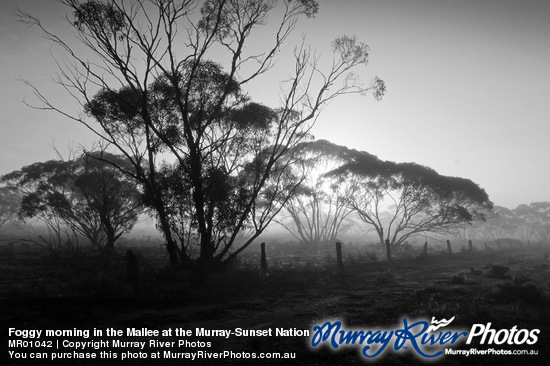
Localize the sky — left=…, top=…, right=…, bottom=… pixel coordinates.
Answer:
left=0, top=0, right=549, bottom=209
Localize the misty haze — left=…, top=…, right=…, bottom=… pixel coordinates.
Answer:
left=1, top=0, right=549, bottom=365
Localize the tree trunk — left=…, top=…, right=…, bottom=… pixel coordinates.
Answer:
left=199, top=234, right=214, bottom=264
left=385, top=239, right=392, bottom=263
left=153, top=194, right=179, bottom=270
left=99, top=210, right=116, bottom=254
left=104, top=224, right=116, bottom=253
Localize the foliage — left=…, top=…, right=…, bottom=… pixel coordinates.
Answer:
left=512, top=202, right=550, bottom=243
left=473, top=202, right=550, bottom=244
left=477, top=205, right=518, bottom=241
left=1, top=152, right=143, bottom=251
left=0, top=187, right=21, bottom=230
left=19, top=0, right=385, bottom=267
left=322, top=142, right=492, bottom=261
left=277, top=140, right=356, bottom=244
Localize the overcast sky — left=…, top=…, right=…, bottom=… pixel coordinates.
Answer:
left=1, top=0, right=549, bottom=209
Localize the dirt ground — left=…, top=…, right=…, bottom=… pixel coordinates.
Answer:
left=1, top=244, right=549, bottom=365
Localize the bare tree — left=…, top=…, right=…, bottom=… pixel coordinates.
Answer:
left=19, top=0, right=384, bottom=268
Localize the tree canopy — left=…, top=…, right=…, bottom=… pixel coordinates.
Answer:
left=317, top=141, right=492, bottom=260
left=0, top=187, right=21, bottom=230
left=513, top=202, right=550, bottom=243
left=1, top=152, right=143, bottom=251
left=276, top=140, right=359, bottom=244
left=19, top=0, right=385, bottom=267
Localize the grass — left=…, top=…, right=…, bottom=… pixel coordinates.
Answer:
left=1, top=242, right=549, bottom=365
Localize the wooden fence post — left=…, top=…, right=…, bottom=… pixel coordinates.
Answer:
left=468, top=239, right=473, bottom=252
left=336, top=242, right=343, bottom=269
left=260, top=242, right=267, bottom=272
left=446, top=239, right=452, bottom=254
left=423, top=241, right=428, bottom=256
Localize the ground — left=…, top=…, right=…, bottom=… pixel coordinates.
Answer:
left=1, top=242, right=549, bottom=365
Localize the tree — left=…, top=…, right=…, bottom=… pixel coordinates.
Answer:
left=477, top=205, right=518, bottom=243
left=0, top=187, right=21, bottom=230
left=324, top=146, right=492, bottom=261
left=1, top=152, right=143, bottom=251
left=277, top=140, right=356, bottom=245
left=513, top=202, right=550, bottom=243
left=20, top=0, right=385, bottom=267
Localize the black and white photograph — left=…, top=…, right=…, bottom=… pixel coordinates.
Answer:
left=1, top=0, right=549, bottom=364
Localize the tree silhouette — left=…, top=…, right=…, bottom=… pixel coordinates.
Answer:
left=19, top=0, right=384, bottom=267
left=0, top=187, right=21, bottom=230
left=1, top=152, right=143, bottom=251
left=323, top=144, right=492, bottom=261
left=513, top=202, right=550, bottom=243
left=477, top=205, right=518, bottom=242
left=277, top=140, right=356, bottom=245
